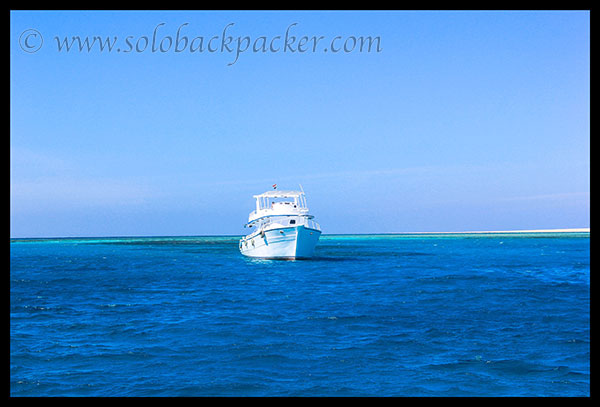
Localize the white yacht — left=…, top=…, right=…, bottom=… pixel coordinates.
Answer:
left=239, top=188, right=321, bottom=259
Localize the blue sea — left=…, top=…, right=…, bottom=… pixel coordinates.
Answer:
left=10, top=233, right=590, bottom=396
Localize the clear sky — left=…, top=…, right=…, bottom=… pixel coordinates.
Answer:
left=10, top=10, right=590, bottom=237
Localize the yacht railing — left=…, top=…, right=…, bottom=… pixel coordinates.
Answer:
left=304, top=218, right=321, bottom=231
left=245, top=214, right=320, bottom=231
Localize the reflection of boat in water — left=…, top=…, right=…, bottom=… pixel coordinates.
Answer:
left=239, top=188, right=321, bottom=259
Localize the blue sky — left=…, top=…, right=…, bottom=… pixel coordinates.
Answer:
left=11, top=11, right=589, bottom=237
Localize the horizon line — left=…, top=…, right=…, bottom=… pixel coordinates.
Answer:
left=9, top=228, right=590, bottom=240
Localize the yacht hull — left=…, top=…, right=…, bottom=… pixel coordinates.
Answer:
left=240, top=225, right=321, bottom=259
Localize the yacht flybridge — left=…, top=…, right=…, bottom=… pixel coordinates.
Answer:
left=239, top=188, right=321, bottom=259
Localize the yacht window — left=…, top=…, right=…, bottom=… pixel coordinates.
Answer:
left=289, top=219, right=296, bottom=225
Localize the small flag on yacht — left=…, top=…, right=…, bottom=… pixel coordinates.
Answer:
left=272, top=184, right=277, bottom=189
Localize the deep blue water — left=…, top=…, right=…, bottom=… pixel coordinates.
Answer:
left=11, top=233, right=589, bottom=396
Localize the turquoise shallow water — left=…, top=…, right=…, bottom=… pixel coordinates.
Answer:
left=10, top=233, right=590, bottom=396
